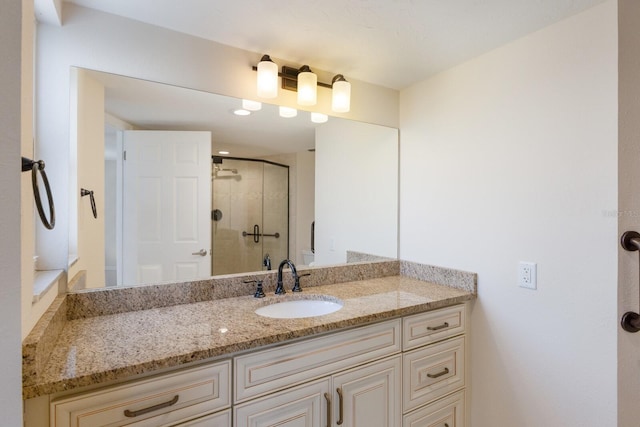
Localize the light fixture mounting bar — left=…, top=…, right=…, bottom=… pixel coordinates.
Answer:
left=251, top=65, right=333, bottom=91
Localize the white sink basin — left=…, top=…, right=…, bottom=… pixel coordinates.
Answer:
left=255, top=298, right=343, bottom=319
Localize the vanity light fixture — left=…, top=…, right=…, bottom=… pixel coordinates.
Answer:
left=296, top=65, right=317, bottom=106
left=279, top=106, right=297, bottom=118
left=253, top=54, right=351, bottom=112
left=242, top=99, right=262, bottom=111
left=256, top=55, right=278, bottom=98
left=331, top=74, right=351, bottom=113
left=310, top=112, right=328, bottom=124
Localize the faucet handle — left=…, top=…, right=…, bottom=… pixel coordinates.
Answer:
left=244, top=279, right=266, bottom=298
left=292, top=273, right=311, bottom=293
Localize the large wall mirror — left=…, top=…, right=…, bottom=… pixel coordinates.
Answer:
left=72, top=68, right=398, bottom=289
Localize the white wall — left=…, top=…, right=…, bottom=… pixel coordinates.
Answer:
left=68, top=68, right=105, bottom=287
left=315, top=120, right=398, bottom=265
left=31, top=4, right=398, bottom=328
left=399, top=2, right=618, bottom=426
left=618, top=1, right=640, bottom=424
left=2, top=0, right=32, bottom=424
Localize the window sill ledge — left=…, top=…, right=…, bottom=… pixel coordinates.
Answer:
left=33, top=269, right=64, bottom=304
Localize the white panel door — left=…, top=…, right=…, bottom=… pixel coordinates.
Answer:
left=122, top=130, right=211, bottom=285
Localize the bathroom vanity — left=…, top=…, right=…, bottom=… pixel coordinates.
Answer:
left=22, top=260, right=476, bottom=427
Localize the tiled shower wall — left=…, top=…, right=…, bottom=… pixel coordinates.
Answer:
left=211, top=159, right=289, bottom=274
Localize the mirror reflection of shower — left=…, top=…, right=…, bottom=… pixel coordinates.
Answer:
left=213, top=163, right=239, bottom=179
left=211, top=156, right=289, bottom=275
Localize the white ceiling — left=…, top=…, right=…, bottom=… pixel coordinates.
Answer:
left=67, top=0, right=607, bottom=90
left=89, top=70, right=321, bottom=157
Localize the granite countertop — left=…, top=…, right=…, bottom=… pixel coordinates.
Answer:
left=22, top=260, right=477, bottom=400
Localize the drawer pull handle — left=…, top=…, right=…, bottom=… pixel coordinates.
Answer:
left=336, top=387, right=344, bottom=425
left=427, top=322, right=449, bottom=331
left=427, top=367, right=450, bottom=379
left=324, top=392, right=332, bottom=427
left=124, top=394, right=179, bottom=418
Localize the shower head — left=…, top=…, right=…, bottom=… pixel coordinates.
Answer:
left=213, top=165, right=240, bottom=179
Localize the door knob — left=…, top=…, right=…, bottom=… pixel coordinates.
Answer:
left=191, top=249, right=208, bottom=256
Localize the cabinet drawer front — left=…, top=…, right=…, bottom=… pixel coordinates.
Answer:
left=403, top=337, right=465, bottom=412
left=403, top=305, right=466, bottom=350
left=51, top=360, right=230, bottom=427
left=403, top=390, right=465, bottom=427
left=235, top=319, right=401, bottom=402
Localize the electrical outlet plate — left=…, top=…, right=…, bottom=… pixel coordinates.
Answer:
left=518, top=262, right=537, bottom=290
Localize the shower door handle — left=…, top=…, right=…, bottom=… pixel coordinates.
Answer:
left=191, top=249, right=208, bottom=256
left=242, top=224, right=261, bottom=243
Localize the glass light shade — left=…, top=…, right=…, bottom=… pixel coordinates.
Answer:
left=279, top=106, right=297, bottom=118
left=297, top=70, right=317, bottom=106
left=257, top=57, right=278, bottom=99
left=310, top=112, right=328, bottom=123
left=242, top=99, right=262, bottom=111
left=332, top=79, right=351, bottom=113
left=233, top=109, right=250, bottom=116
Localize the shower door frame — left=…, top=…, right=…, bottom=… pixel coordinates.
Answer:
left=211, top=155, right=290, bottom=274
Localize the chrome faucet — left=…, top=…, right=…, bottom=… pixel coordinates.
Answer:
left=275, top=259, right=298, bottom=294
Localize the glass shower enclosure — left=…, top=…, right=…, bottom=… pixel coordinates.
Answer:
left=211, top=156, right=289, bottom=275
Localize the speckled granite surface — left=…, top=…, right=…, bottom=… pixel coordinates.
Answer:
left=22, top=259, right=477, bottom=400
left=400, top=260, right=477, bottom=293
left=22, top=295, right=67, bottom=391
left=65, top=260, right=401, bottom=320
left=346, top=251, right=396, bottom=263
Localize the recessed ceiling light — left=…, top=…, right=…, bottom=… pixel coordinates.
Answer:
left=233, top=109, right=251, bottom=116
left=311, top=112, right=328, bottom=124
left=279, top=106, right=297, bottom=118
left=242, top=99, right=262, bottom=111
left=218, top=151, right=230, bottom=155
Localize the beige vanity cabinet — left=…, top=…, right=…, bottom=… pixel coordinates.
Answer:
left=234, top=356, right=401, bottom=427
left=49, top=360, right=231, bottom=427
left=41, top=304, right=468, bottom=427
left=234, top=319, right=403, bottom=427
left=234, top=378, right=331, bottom=427
left=330, top=355, right=402, bottom=427
left=172, top=410, right=231, bottom=427
left=401, top=304, right=467, bottom=427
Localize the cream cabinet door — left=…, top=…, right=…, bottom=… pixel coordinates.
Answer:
left=331, top=356, right=402, bottom=427
left=173, top=410, right=231, bottom=427
left=234, top=378, right=331, bottom=427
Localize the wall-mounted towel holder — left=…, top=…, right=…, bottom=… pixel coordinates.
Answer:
left=621, top=231, right=640, bottom=332
left=21, top=157, right=55, bottom=230
left=80, top=188, right=97, bottom=219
